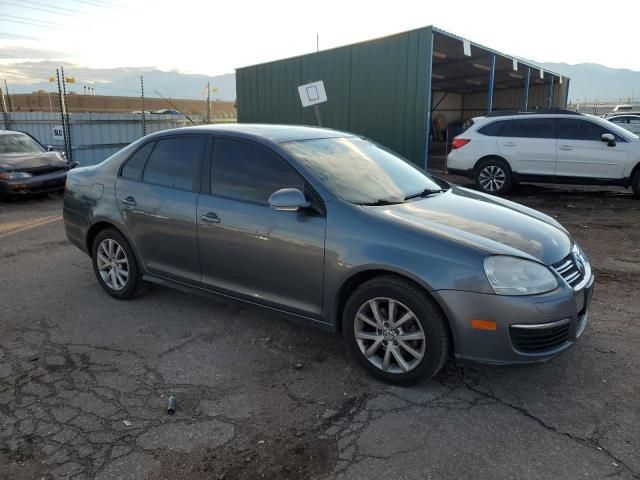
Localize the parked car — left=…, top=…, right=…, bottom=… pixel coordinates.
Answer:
left=0, top=130, right=77, bottom=199
left=447, top=110, right=640, bottom=197
left=63, top=124, right=594, bottom=383
left=607, top=114, right=640, bottom=135
left=601, top=105, right=640, bottom=119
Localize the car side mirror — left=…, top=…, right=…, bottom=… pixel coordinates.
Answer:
left=268, top=188, right=310, bottom=212
left=47, top=145, right=55, bottom=152
left=601, top=133, right=616, bottom=147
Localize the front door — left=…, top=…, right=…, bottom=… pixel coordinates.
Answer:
left=555, top=118, right=629, bottom=179
left=116, top=135, right=206, bottom=284
left=197, top=137, right=326, bottom=319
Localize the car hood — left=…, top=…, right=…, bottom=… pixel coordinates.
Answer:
left=362, top=185, right=571, bottom=265
left=0, top=152, right=66, bottom=171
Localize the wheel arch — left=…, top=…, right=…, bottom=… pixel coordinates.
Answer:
left=85, top=221, right=144, bottom=271
left=333, top=269, right=455, bottom=351
left=473, top=154, right=513, bottom=175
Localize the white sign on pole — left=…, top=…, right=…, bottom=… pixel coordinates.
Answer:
left=462, top=39, right=471, bottom=57
left=512, top=58, right=518, bottom=71
left=540, top=69, right=544, bottom=79
left=298, top=80, right=327, bottom=107
left=51, top=125, right=64, bottom=140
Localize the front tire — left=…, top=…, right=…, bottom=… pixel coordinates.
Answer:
left=474, top=158, right=512, bottom=195
left=91, top=228, right=149, bottom=299
left=343, top=276, right=450, bottom=384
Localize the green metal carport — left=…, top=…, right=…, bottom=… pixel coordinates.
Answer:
left=235, top=26, right=570, bottom=169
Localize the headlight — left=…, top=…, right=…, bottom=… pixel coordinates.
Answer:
left=0, top=171, right=33, bottom=180
left=484, top=256, right=558, bottom=296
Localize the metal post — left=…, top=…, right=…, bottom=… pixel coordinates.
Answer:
left=3, top=80, right=13, bottom=112
left=140, top=76, right=146, bottom=136
left=423, top=29, right=434, bottom=171
left=547, top=76, right=554, bottom=109
left=206, top=81, right=211, bottom=124
left=487, top=53, right=496, bottom=113
left=524, top=67, right=531, bottom=111
left=0, top=87, right=10, bottom=130
left=60, top=66, right=73, bottom=162
left=55, top=69, right=68, bottom=156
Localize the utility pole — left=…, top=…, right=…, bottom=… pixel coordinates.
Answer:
left=206, top=81, right=211, bottom=124
left=140, top=76, right=146, bottom=136
left=316, top=33, right=319, bottom=52
left=60, top=66, right=73, bottom=162
left=3, top=80, right=13, bottom=111
left=55, top=69, right=68, bottom=155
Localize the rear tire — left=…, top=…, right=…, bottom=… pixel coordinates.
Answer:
left=632, top=170, right=640, bottom=198
left=343, top=275, right=450, bottom=384
left=474, top=157, right=512, bottom=195
left=91, top=228, right=150, bottom=300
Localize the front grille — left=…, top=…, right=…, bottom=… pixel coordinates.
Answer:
left=19, top=165, right=67, bottom=176
left=552, top=253, right=585, bottom=289
left=510, top=320, right=570, bottom=353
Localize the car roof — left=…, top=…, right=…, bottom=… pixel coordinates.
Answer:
left=0, top=130, right=28, bottom=136
left=159, top=123, right=355, bottom=143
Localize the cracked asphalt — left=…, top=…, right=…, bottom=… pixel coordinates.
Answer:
left=1, top=182, right=639, bottom=480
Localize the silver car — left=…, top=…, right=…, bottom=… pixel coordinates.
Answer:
left=63, top=124, right=594, bottom=383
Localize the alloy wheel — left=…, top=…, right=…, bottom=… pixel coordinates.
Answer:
left=353, top=297, right=426, bottom=374
left=96, top=238, right=129, bottom=291
left=478, top=165, right=506, bottom=192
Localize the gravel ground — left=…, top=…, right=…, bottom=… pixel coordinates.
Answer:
left=0, top=181, right=638, bottom=480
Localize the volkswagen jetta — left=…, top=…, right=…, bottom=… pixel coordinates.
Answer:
left=63, top=124, right=594, bottom=383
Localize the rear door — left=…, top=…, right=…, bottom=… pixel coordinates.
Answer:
left=116, top=135, right=206, bottom=284
left=555, top=118, right=629, bottom=179
left=497, top=118, right=556, bottom=176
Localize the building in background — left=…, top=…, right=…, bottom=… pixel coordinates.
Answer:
left=236, top=26, right=569, bottom=169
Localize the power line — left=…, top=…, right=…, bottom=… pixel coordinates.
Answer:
left=68, top=0, right=122, bottom=10
left=0, top=17, right=64, bottom=29
left=2, top=14, right=69, bottom=28
left=2, top=1, right=88, bottom=18
left=0, top=31, right=40, bottom=40
left=15, top=0, right=89, bottom=16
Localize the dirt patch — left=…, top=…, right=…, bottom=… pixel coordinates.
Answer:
left=148, top=429, right=336, bottom=480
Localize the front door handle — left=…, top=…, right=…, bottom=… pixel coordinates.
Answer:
left=503, top=142, right=516, bottom=147
left=121, top=196, right=137, bottom=206
left=558, top=145, right=573, bottom=151
left=200, top=212, right=221, bottom=224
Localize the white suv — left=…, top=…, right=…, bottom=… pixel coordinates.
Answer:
left=447, top=111, right=640, bottom=197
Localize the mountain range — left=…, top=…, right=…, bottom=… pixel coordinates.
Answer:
left=3, top=61, right=639, bottom=104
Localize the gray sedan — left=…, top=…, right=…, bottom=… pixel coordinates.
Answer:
left=63, top=124, right=594, bottom=383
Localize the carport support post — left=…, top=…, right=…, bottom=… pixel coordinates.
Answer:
left=487, top=54, right=496, bottom=113
left=547, top=76, right=554, bottom=109
left=524, top=67, right=531, bottom=111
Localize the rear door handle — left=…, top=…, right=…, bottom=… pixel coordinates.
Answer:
left=121, top=196, right=137, bottom=206
left=200, top=212, right=221, bottom=224
left=503, top=142, right=516, bottom=147
left=558, top=145, right=573, bottom=151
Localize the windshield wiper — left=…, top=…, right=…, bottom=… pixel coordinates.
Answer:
left=404, top=188, right=447, bottom=201
left=357, top=199, right=403, bottom=206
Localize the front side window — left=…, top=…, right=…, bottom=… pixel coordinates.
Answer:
left=610, top=117, right=628, bottom=125
left=557, top=119, right=618, bottom=141
left=0, top=133, right=45, bottom=154
left=142, top=136, right=205, bottom=190
left=281, top=137, right=443, bottom=205
left=211, top=139, right=304, bottom=204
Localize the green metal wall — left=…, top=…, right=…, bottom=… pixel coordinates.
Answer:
left=236, top=26, right=433, bottom=166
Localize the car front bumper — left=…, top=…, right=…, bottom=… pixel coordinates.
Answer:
left=0, top=170, right=68, bottom=196
left=433, top=274, right=594, bottom=364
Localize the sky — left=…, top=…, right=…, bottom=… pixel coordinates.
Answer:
left=1, top=0, right=640, bottom=82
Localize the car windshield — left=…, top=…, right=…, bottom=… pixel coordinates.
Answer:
left=0, top=133, right=45, bottom=154
left=604, top=120, right=640, bottom=139
left=282, top=137, right=445, bottom=205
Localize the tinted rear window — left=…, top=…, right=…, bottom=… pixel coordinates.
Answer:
left=121, top=142, right=155, bottom=180
left=477, top=121, right=504, bottom=136
left=142, top=136, right=205, bottom=190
